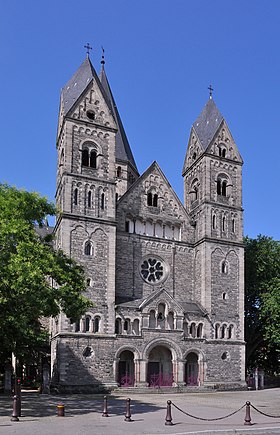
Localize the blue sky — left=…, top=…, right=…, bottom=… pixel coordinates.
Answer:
left=1, top=0, right=279, bottom=239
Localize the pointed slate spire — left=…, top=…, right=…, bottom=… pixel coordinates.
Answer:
left=193, top=98, right=224, bottom=149
left=99, top=57, right=138, bottom=172
left=61, top=56, right=111, bottom=117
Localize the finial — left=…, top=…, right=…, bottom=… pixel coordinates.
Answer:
left=101, top=46, right=105, bottom=66
left=84, top=43, right=92, bottom=57
left=208, top=84, right=214, bottom=99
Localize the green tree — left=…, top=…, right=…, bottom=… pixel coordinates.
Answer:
left=0, top=184, right=91, bottom=364
left=245, top=235, right=280, bottom=373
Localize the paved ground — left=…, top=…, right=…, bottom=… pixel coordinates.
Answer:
left=0, top=388, right=280, bottom=434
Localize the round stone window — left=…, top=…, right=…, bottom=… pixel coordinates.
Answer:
left=140, top=256, right=168, bottom=284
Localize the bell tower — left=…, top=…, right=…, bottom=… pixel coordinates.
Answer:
left=182, top=95, right=245, bottom=379
left=55, top=53, right=121, bottom=335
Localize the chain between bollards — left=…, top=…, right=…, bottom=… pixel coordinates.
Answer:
left=165, top=400, right=173, bottom=426
left=244, top=401, right=252, bottom=426
left=102, top=395, right=109, bottom=417
left=124, top=397, right=132, bottom=422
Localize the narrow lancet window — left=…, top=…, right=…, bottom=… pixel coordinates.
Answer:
left=82, top=149, right=89, bottom=166
left=90, top=150, right=97, bottom=168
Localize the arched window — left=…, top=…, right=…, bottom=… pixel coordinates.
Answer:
left=217, top=179, right=222, bottom=195
left=147, top=192, right=153, bottom=206
left=232, top=219, right=235, bottom=233
left=117, top=166, right=122, bottom=178
left=167, top=312, right=174, bottom=330
left=149, top=310, right=156, bottom=328
left=132, top=319, right=140, bottom=335
left=84, top=241, right=93, bottom=256
left=93, top=317, right=100, bottom=333
left=88, top=191, right=92, bottom=208
left=85, top=316, right=91, bottom=332
left=124, top=319, right=130, bottom=333
left=115, top=318, right=122, bottom=334
left=82, top=149, right=89, bottom=166
left=215, top=324, right=220, bottom=339
left=221, top=261, right=228, bottom=274
left=228, top=324, right=234, bottom=339
left=101, top=193, right=105, bottom=210
left=190, top=323, right=196, bottom=338
left=212, top=214, right=216, bottom=229
left=90, top=150, right=97, bottom=168
left=222, top=181, right=227, bottom=196
left=153, top=194, right=158, bottom=207
left=197, top=323, right=203, bottom=338
left=221, top=324, right=226, bottom=339
left=74, top=188, right=78, bottom=205
left=222, top=148, right=226, bottom=158
left=222, top=216, right=226, bottom=232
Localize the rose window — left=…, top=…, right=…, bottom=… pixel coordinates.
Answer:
left=140, top=258, right=164, bottom=283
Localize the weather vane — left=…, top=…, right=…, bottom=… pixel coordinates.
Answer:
left=84, top=43, right=92, bottom=56
left=208, top=84, right=214, bottom=99
left=101, top=46, right=105, bottom=65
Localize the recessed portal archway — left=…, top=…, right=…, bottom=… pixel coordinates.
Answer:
left=147, top=345, right=173, bottom=387
left=185, top=352, right=199, bottom=386
left=118, top=350, right=135, bottom=387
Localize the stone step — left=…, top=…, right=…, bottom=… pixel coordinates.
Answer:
left=112, top=385, right=214, bottom=395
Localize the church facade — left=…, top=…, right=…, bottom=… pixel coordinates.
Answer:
left=50, top=54, right=245, bottom=392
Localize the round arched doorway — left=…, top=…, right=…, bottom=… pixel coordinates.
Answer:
left=147, top=345, right=173, bottom=387
left=118, top=350, right=135, bottom=387
left=185, top=352, right=199, bottom=386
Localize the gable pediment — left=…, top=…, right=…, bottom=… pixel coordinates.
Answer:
left=67, top=80, right=116, bottom=130
left=118, top=162, right=190, bottom=224
left=206, top=120, right=243, bottom=163
left=139, top=288, right=184, bottom=314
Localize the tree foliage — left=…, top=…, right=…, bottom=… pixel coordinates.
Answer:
left=0, top=184, right=91, bottom=363
left=245, top=235, right=280, bottom=372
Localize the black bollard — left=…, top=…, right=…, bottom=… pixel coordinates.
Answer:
left=124, top=398, right=132, bottom=422
left=57, top=404, right=65, bottom=417
left=11, top=395, right=19, bottom=421
left=165, top=400, right=173, bottom=426
left=102, top=395, right=109, bottom=417
left=15, top=379, right=21, bottom=417
left=244, top=401, right=252, bottom=426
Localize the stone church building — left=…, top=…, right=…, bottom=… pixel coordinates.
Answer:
left=50, top=54, right=245, bottom=391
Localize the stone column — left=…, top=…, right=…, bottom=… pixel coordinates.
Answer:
left=177, top=360, right=185, bottom=385
left=138, top=360, right=148, bottom=387
left=113, top=358, right=119, bottom=385
left=134, top=359, right=140, bottom=386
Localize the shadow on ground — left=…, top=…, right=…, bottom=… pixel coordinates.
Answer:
left=0, top=393, right=164, bottom=418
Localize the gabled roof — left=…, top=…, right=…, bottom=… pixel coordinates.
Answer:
left=192, top=98, right=224, bottom=149
left=117, top=161, right=189, bottom=220
left=61, top=56, right=105, bottom=116
left=99, top=64, right=138, bottom=172
left=116, top=288, right=207, bottom=317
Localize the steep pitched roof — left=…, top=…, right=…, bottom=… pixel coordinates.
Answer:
left=99, top=64, right=138, bottom=172
left=193, top=98, right=224, bottom=149
left=61, top=56, right=104, bottom=115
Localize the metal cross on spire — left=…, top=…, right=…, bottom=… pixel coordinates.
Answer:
left=84, top=43, right=92, bottom=57
left=208, top=84, right=214, bottom=99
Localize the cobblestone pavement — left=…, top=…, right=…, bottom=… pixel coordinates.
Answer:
left=0, top=388, right=280, bottom=434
